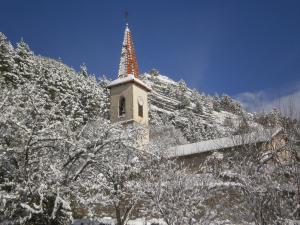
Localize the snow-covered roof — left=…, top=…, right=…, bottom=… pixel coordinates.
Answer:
left=168, top=128, right=282, bottom=158
left=107, top=75, right=152, bottom=92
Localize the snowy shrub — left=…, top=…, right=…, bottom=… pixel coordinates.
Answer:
left=142, top=158, right=206, bottom=225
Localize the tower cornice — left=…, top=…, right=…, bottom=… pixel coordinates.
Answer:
left=107, top=75, right=151, bottom=92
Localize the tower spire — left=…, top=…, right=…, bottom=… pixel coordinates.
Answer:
left=118, top=23, right=139, bottom=79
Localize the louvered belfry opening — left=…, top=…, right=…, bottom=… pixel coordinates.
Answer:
left=118, top=24, right=139, bottom=79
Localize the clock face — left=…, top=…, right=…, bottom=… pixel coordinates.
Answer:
left=138, top=96, right=144, bottom=105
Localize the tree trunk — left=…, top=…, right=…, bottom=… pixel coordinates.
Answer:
left=115, top=204, right=122, bottom=225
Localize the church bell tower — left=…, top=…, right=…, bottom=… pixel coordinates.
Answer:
left=107, top=23, right=151, bottom=128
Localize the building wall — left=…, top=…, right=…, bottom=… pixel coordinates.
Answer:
left=110, top=82, right=149, bottom=126
left=177, top=151, right=211, bottom=171
left=110, top=83, right=134, bottom=123
left=132, top=83, right=149, bottom=126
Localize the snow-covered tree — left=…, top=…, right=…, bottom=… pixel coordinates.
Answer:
left=14, top=39, right=35, bottom=82
left=80, top=63, right=88, bottom=77
left=143, top=158, right=206, bottom=225
left=212, top=95, right=221, bottom=112
left=71, top=125, right=157, bottom=225
left=175, top=80, right=190, bottom=109
left=0, top=32, right=16, bottom=87
left=0, top=82, right=125, bottom=225
left=254, top=108, right=282, bottom=128
left=200, top=124, right=300, bottom=224
left=149, top=68, right=159, bottom=77
left=220, top=94, right=242, bottom=114
left=0, top=39, right=112, bottom=223
left=0, top=85, right=73, bottom=225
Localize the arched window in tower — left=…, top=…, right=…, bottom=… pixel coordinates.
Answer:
left=119, top=96, right=126, bottom=117
left=138, top=97, right=143, bottom=118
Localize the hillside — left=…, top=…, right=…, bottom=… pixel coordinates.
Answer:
left=0, top=33, right=110, bottom=126
left=141, top=72, right=260, bottom=143
left=0, top=32, right=262, bottom=145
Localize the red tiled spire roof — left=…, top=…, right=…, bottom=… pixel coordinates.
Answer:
left=118, top=24, right=139, bottom=79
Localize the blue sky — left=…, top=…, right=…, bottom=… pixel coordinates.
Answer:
left=1, top=0, right=300, bottom=113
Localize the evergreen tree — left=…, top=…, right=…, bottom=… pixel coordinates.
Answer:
left=194, top=100, right=203, bottom=114
left=212, top=95, right=221, bottom=112
left=0, top=33, right=15, bottom=86
left=79, top=63, right=88, bottom=77
left=14, top=39, right=35, bottom=83
left=149, top=68, right=159, bottom=77
left=176, top=80, right=190, bottom=109
left=220, top=94, right=242, bottom=114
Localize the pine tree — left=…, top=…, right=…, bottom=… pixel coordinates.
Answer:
left=14, top=39, right=35, bottom=82
left=176, top=80, right=190, bottom=109
left=220, top=94, right=242, bottom=114
left=212, top=95, right=221, bottom=112
left=80, top=63, right=88, bottom=77
left=0, top=33, right=15, bottom=86
left=194, top=100, right=203, bottom=114
left=149, top=68, right=159, bottom=77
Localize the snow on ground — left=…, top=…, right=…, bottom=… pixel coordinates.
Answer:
left=71, top=217, right=275, bottom=225
left=72, top=218, right=166, bottom=225
left=142, top=73, right=178, bottom=86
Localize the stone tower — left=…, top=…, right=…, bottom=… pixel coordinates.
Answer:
left=107, top=23, right=151, bottom=128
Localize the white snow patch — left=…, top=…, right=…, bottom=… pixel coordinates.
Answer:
left=168, top=128, right=282, bottom=157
